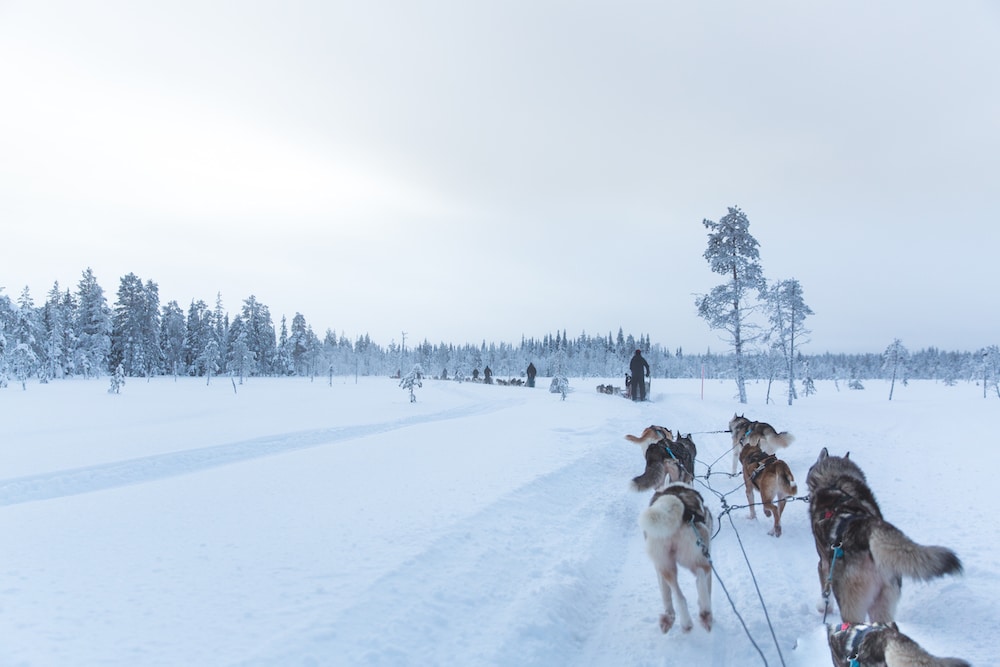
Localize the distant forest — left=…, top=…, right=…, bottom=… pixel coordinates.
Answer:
left=1, top=269, right=998, bottom=393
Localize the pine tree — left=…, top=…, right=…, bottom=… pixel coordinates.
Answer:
left=242, top=295, right=277, bottom=376
left=160, top=300, right=187, bottom=377
left=0, top=287, right=14, bottom=387
left=226, top=315, right=256, bottom=383
left=696, top=206, right=766, bottom=403
left=765, top=278, right=813, bottom=406
left=399, top=363, right=424, bottom=402
left=41, top=281, right=74, bottom=381
left=883, top=338, right=909, bottom=400
left=75, top=268, right=112, bottom=378
left=110, top=274, right=161, bottom=377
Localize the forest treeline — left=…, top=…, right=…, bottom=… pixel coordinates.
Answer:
left=1, top=268, right=998, bottom=393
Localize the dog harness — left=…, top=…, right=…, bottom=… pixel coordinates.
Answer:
left=820, top=507, right=866, bottom=622
left=829, top=622, right=888, bottom=667
left=746, top=451, right=778, bottom=489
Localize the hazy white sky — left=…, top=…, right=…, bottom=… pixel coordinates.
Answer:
left=2, top=1, right=998, bottom=354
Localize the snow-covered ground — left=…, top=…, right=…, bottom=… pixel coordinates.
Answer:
left=1, top=375, right=995, bottom=666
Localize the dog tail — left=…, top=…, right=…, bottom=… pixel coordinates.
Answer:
left=630, top=461, right=666, bottom=492
left=625, top=433, right=654, bottom=446
left=762, top=431, right=794, bottom=452
left=869, top=523, right=963, bottom=582
left=639, top=493, right=684, bottom=539
left=884, top=635, right=971, bottom=667
left=783, top=469, right=797, bottom=494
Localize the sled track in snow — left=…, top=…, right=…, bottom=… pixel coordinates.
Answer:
left=239, top=430, right=640, bottom=667
left=0, top=399, right=517, bottom=507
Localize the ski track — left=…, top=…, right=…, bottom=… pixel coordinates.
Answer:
left=0, top=399, right=519, bottom=507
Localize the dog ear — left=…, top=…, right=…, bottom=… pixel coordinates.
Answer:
left=844, top=451, right=850, bottom=459
left=817, top=447, right=829, bottom=461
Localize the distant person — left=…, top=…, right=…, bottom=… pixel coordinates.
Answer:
left=472, top=368, right=480, bottom=381
left=630, top=349, right=649, bottom=401
left=526, top=362, right=537, bottom=388
left=484, top=366, right=492, bottom=384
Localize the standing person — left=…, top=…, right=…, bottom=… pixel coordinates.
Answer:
left=629, top=349, right=650, bottom=401
left=484, top=366, right=493, bottom=384
left=526, top=362, right=537, bottom=388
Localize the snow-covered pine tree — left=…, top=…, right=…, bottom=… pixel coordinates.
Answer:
left=0, top=288, right=12, bottom=387
left=14, top=287, right=42, bottom=371
left=226, top=315, right=256, bottom=384
left=979, top=345, right=1000, bottom=399
left=196, top=339, right=221, bottom=385
left=399, top=363, right=424, bottom=402
left=11, top=342, right=38, bottom=390
left=242, top=295, right=277, bottom=376
left=213, top=292, right=228, bottom=364
left=883, top=338, right=909, bottom=400
left=75, top=268, right=112, bottom=379
left=42, top=281, right=73, bottom=381
left=108, top=362, right=125, bottom=394
left=183, top=299, right=211, bottom=375
left=695, top=206, right=766, bottom=403
left=110, top=274, right=160, bottom=377
left=289, top=313, right=311, bottom=376
left=160, top=300, right=187, bottom=378
left=765, top=278, right=813, bottom=406
left=549, top=338, right=569, bottom=400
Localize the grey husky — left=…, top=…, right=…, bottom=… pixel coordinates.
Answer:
left=827, top=622, right=970, bottom=667
left=806, top=448, right=962, bottom=624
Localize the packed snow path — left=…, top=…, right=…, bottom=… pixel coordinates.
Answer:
left=0, top=377, right=993, bottom=666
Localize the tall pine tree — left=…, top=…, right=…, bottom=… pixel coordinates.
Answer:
left=696, top=206, right=766, bottom=403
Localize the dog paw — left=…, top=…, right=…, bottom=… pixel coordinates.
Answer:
left=768, top=526, right=782, bottom=537
left=763, top=509, right=772, bottom=517
left=681, top=621, right=694, bottom=633
left=700, top=611, right=713, bottom=632
left=659, top=613, right=675, bottom=634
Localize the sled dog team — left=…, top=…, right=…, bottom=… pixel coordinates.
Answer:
left=624, top=416, right=969, bottom=667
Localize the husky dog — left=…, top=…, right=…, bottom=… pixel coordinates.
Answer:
left=639, top=482, right=713, bottom=635
left=738, top=443, right=797, bottom=537
left=728, top=414, right=794, bottom=475
left=806, top=448, right=962, bottom=624
left=827, top=622, right=970, bottom=667
left=626, top=427, right=697, bottom=489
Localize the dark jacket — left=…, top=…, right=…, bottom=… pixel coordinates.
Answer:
left=630, top=351, right=649, bottom=378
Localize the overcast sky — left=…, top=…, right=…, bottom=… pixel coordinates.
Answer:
left=2, top=1, right=997, bottom=354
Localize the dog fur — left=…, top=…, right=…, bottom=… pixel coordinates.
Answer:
left=728, top=414, right=794, bottom=475
left=738, top=443, right=797, bottom=537
left=626, top=426, right=697, bottom=489
left=806, top=448, right=963, bottom=624
left=639, top=481, right=713, bottom=635
left=625, top=425, right=674, bottom=448
left=827, top=622, right=970, bottom=667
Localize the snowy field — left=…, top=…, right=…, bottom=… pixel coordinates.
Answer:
left=1, top=375, right=996, bottom=666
